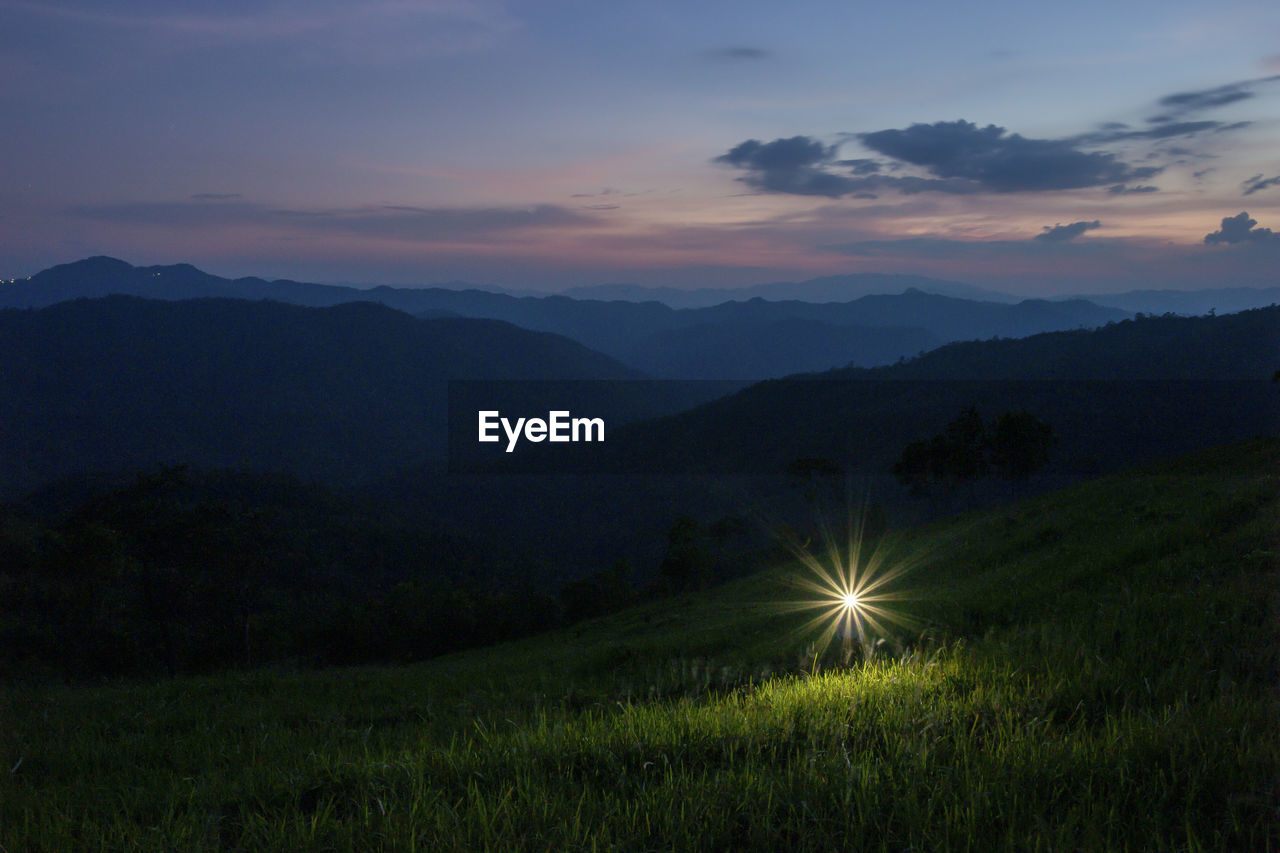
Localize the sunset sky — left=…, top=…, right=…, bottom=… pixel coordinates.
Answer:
left=3, top=0, right=1279, bottom=294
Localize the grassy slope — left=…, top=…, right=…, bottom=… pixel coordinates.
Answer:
left=2, top=440, right=1277, bottom=851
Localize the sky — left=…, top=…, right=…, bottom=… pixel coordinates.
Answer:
left=2, top=0, right=1279, bottom=295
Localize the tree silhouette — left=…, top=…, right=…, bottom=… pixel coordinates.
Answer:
left=891, top=438, right=935, bottom=497
left=893, top=407, right=1054, bottom=497
left=988, top=409, right=1057, bottom=482
left=658, top=516, right=707, bottom=592
left=940, top=406, right=989, bottom=487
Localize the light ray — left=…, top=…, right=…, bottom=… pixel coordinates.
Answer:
left=772, top=496, right=924, bottom=665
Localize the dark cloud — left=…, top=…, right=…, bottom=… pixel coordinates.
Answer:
left=717, top=75, right=1269, bottom=201
left=1083, top=120, right=1231, bottom=142
left=1127, top=121, right=1221, bottom=139
left=714, top=136, right=859, bottom=197
left=744, top=169, right=861, bottom=197
left=1034, top=220, right=1101, bottom=242
left=1068, top=76, right=1278, bottom=171
left=1158, top=84, right=1254, bottom=114
left=68, top=200, right=597, bottom=239
left=717, top=136, right=832, bottom=171
left=706, top=46, right=771, bottom=61
left=1203, top=211, right=1280, bottom=245
left=716, top=137, right=983, bottom=197
left=1107, top=184, right=1159, bottom=195
left=857, top=120, right=1154, bottom=192
left=837, top=158, right=883, bottom=175
left=717, top=121, right=1164, bottom=197
left=1243, top=174, right=1280, bottom=195
left=190, top=193, right=243, bottom=200
left=1150, top=75, right=1280, bottom=122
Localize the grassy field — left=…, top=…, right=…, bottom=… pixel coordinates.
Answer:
left=2, top=440, right=1277, bottom=851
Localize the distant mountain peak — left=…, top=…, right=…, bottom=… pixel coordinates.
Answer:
left=561, top=273, right=1020, bottom=308
left=898, top=287, right=957, bottom=300
left=40, top=256, right=134, bottom=277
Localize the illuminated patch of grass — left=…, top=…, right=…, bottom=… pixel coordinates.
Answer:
left=2, top=440, right=1277, bottom=850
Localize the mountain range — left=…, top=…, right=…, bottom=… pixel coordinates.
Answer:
left=2, top=286, right=1275, bottom=589
left=1062, top=287, right=1280, bottom=317
left=0, top=296, right=643, bottom=498
left=564, top=278, right=1280, bottom=315
left=591, top=307, right=1280, bottom=479
left=3, top=257, right=1134, bottom=379
left=559, top=273, right=1018, bottom=307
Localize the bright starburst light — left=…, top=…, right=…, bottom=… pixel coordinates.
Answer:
left=775, top=498, right=921, bottom=664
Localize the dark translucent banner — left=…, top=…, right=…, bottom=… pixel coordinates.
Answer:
left=448, top=379, right=1279, bottom=476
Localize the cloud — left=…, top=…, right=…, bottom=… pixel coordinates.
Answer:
left=1203, top=211, right=1280, bottom=245
left=837, top=158, right=883, bottom=175
left=1107, top=184, right=1159, bottom=195
left=1076, top=120, right=1237, bottom=144
left=856, top=120, right=1158, bottom=192
left=713, top=136, right=993, bottom=197
left=1144, top=75, right=1280, bottom=126
left=716, top=122, right=1162, bottom=198
left=67, top=200, right=598, bottom=240
left=1242, top=174, right=1280, bottom=195
left=1034, top=220, right=1101, bottom=242
left=714, top=136, right=860, bottom=197
left=1124, top=121, right=1227, bottom=139
left=706, top=46, right=771, bottom=61
left=716, top=136, right=833, bottom=172
left=190, top=193, right=242, bottom=201
left=715, top=71, right=1275, bottom=202
left=1063, top=77, right=1271, bottom=160
left=1156, top=79, right=1269, bottom=115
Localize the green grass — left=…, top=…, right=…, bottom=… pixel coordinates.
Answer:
left=3, top=440, right=1278, bottom=851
